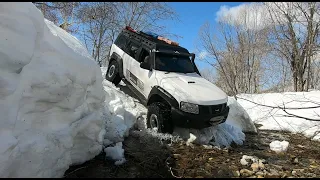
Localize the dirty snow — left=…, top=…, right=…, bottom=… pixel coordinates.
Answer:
left=237, top=91, right=320, bottom=140
left=269, top=140, right=289, bottom=153
left=0, top=2, right=105, bottom=178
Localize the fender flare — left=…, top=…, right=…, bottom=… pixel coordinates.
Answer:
left=147, top=86, right=179, bottom=109
left=110, top=52, right=124, bottom=78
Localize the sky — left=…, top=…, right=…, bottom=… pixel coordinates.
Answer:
left=158, top=2, right=243, bottom=70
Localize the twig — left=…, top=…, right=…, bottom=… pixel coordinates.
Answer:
left=237, top=96, right=320, bottom=109
left=63, top=166, right=88, bottom=177
left=165, top=157, right=182, bottom=178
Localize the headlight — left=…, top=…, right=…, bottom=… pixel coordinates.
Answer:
left=180, top=101, right=199, bottom=114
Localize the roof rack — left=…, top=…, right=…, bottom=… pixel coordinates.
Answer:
left=123, top=26, right=179, bottom=47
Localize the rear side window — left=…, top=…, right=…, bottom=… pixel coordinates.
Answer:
left=114, top=34, right=127, bottom=50
left=126, top=40, right=140, bottom=59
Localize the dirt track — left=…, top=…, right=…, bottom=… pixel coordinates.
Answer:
left=64, top=126, right=320, bottom=178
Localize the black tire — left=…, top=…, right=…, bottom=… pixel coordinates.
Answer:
left=147, top=102, right=173, bottom=134
left=106, top=60, right=121, bottom=85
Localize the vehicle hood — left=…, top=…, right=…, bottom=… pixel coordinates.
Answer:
left=155, top=71, right=228, bottom=105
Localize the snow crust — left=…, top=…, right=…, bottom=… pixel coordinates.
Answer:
left=237, top=91, right=320, bottom=140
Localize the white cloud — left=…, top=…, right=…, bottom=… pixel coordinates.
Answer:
left=215, top=2, right=318, bottom=31
left=216, top=3, right=270, bottom=30
left=198, top=50, right=209, bottom=60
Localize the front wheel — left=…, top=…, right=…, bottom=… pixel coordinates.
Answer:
left=147, top=102, right=173, bottom=134
left=106, top=60, right=121, bottom=85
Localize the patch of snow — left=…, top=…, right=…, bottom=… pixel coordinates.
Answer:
left=0, top=2, right=104, bottom=178
left=269, top=140, right=289, bottom=153
left=240, top=155, right=259, bottom=166
left=104, top=142, right=126, bottom=165
left=226, top=97, right=257, bottom=133
left=237, top=91, right=320, bottom=140
left=173, top=122, right=245, bottom=148
left=101, top=80, right=146, bottom=164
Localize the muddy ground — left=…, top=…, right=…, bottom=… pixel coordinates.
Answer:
left=64, top=126, right=320, bottom=178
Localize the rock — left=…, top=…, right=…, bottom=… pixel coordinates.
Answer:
left=257, top=175, right=264, bottom=178
left=293, top=169, right=304, bottom=173
left=240, top=158, right=249, bottom=166
left=293, top=157, right=299, bottom=164
left=306, top=173, right=316, bottom=177
left=265, top=169, right=280, bottom=178
left=258, top=162, right=265, bottom=170
left=240, top=169, right=254, bottom=177
left=297, top=145, right=305, bottom=148
left=249, top=175, right=257, bottom=178
left=291, top=170, right=297, bottom=176
left=270, top=164, right=282, bottom=170
left=233, top=170, right=240, bottom=177
left=255, top=171, right=264, bottom=176
left=251, top=163, right=259, bottom=172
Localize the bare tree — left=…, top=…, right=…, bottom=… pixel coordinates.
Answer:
left=77, top=2, right=116, bottom=67
left=265, top=2, right=320, bottom=92
left=34, top=2, right=80, bottom=33
left=198, top=4, right=270, bottom=96
left=77, top=2, right=178, bottom=67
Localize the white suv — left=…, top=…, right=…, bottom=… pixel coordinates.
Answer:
left=106, top=26, right=229, bottom=133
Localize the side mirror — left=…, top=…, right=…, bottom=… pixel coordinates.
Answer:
left=140, top=61, right=151, bottom=70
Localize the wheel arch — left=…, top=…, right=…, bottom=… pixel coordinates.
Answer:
left=147, top=86, right=179, bottom=109
left=109, top=52, right=124, bottom=78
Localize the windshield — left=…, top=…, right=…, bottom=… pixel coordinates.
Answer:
left=155, top=54, right=196, bottom=73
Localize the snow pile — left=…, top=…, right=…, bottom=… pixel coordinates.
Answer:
left=226, top=97, right=257, bottom=133
left=0, top=2, right=105, bottom=178
left=101, top=80, right=146, bottom=165
left=237, top=91, right=320, bottom=140
left=174, top=122, right=245, bottom=148
left=269, top=140, right=289, bottom=153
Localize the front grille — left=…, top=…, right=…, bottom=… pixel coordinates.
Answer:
left=199, top=103, right=227, bottom=115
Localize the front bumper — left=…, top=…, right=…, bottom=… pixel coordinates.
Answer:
left=171, top=105, right=229, bottom=129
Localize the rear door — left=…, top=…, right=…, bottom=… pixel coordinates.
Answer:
left=131, top=47, right=155, bottom=98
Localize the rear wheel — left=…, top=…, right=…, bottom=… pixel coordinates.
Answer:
left=147, top=102, right=173, bottom=134
left=106, top=60, right=121, bottom=85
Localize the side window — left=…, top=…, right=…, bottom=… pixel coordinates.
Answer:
left=139, top=48, right=150, bottom=63
left=114, top=35, right=127, bottom=50
left=126, top=40, right=140, bottom=59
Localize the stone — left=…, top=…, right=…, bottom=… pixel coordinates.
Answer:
left=265, top=169, right=280, bottom=178
left=258, top=162, right=265, bottom=170
left=293, top=169, right=304, bottom=173
left=257, top=175, right=264, bottom=178
left=251, top=163, right=259, bottom=172
left=240, top=169, right=254, bottom=177
left=291, top=170, right=297, bottom=176
left=255, top=171, right=264, bottom=176
left=240, top=158, right=249, bottom=166
left=233, top=170, right=240, bottom=177
left=293, top=157, right=299, bottom=164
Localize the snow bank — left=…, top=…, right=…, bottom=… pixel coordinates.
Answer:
left=237, top=91, right=320, bottom=140
left=0, top=2, right=105, bottom=177
left=101, top=80, right=146, bottom=165
left=226, top=97, right=257, bottom=133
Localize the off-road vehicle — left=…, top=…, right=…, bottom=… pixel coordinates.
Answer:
left=106, top=26, right=229, bottom=133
